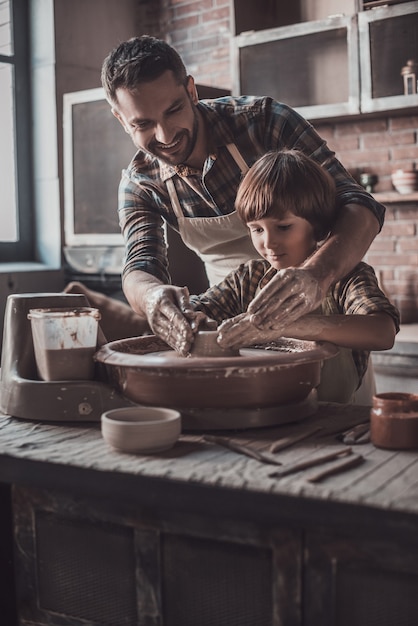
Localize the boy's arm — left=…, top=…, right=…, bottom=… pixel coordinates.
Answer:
left=218, top=312, right=397, bottom=352
left=280, top=312, right=396, bottom=351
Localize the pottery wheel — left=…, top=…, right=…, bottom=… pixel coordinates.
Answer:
left=180, top=390, right=319, bottom=431
left=95, top=335, right=339, bottom=429
left=97, top=337, right=337, bottom=369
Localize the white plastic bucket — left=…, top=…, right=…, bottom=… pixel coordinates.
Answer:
left=28, top=307, right=101, bottom=381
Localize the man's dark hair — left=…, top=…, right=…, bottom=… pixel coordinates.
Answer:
left=101, top=35, right=188, bottom=106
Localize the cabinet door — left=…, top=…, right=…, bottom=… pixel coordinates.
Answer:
left=231, top=15, right=360, bottom=120
left=304, top=529, right=418, bottom=626
left=13, top=485, right=303, bottom=626
left=359, top=0, right=418, bottom=112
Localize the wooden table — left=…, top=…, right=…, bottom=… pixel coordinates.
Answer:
left=1, top=402, right=418, bottom=626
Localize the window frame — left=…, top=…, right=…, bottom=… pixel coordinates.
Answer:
left=0, top=0, right=34, bottom=262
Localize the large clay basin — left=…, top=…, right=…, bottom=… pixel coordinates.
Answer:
left=95, top=335, right=338, bottom=410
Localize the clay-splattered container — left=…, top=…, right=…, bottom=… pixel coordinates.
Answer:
left=95, top=335, right=338, bottom=410
left=370, top=392, right=418, bottom=450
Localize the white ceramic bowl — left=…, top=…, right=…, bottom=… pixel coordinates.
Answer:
left=391, top=169, right=418, bottom=194
left=101, top=406, right=181, bottom=454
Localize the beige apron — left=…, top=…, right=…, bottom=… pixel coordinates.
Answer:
left=316, top=295, right=376, bottom=405
left=252, top=280, right=375, bottom=405
left=166, top=144, right=260, bottom=285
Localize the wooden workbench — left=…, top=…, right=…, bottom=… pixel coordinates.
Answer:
left=1, top=402, right=418, bottom=626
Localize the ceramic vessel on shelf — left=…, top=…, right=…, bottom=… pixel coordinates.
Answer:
left=370, top=392, right=418, bottom=450
left=391, top=169, right=418, bottom=194
left=101, top=406, right=181, bottom=454
left=359, top=172, right=378, bottom=194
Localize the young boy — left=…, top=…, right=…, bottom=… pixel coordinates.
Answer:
left=187, top=149, right=399, bottom=403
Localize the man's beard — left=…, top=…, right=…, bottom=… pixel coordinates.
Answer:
left=147, top=107, right=199, bottom=166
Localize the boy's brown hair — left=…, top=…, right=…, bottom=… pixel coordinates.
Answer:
left=235, top=149, right=336, bottom=241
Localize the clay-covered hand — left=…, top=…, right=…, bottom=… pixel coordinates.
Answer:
left=217, top=313, right=285, bottom=350
left=247, top=267, right=322, bottom=330
left=217, top=268, right=322, bottom=349
left=143, top=285, right=206, bottom=356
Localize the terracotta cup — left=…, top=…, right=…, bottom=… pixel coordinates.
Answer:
left=370, top=392, right=418, bottom=450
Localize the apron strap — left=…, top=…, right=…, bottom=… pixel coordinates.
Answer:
left=166, top=143, right=250, bottom=220
left=226, top=143, right=250, bottom=174
left=166, top=178, right=184, bottom=220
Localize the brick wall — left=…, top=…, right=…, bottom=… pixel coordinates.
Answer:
left=315, top=117, right=418, bottom=194
left=364, top=200, right=418, bottom=323
left=315, top=118, right=418, bottom=324
left=162, top=0, right=232, bottom=90
left=143, top=0, right=418, bottom=323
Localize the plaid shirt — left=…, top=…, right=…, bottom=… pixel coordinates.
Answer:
left=119, top=96, right=386, bottom=283
left=190, top=260, right=400, bottom=385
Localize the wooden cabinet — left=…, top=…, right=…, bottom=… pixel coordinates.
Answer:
left=304, top=529, right=418, bottom=626
left=359, top=1, right=418, bottom=113
left=12, top=484, right=418, bottom=626
left=232, top=15, right=360, bottom=120
left=231, top=0, right=418, bottom=119
left=5, top=403, right=418, bottom=625
left=13, top=485, right=302, bottom=626
left=231, top=0, right=358, bottom=34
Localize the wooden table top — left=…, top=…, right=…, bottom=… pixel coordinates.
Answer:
left=0, top=402, right=418, bottom=532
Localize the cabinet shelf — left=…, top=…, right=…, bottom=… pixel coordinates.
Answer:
left=363, top=0, right=412, bottom=7
left=232, top=0, right=358, bottom=35
left=231, top=0, right=418, bottom=120
left=232, top=15, right=359, bottom=120
left=359, top=1, right=418, bottom=113
left=374, top=191, right=418, bottom=203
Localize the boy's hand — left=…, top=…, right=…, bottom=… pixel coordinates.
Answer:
left=218, top=268, right=323, bottom=349
left=217, top=313, right=284, bottom=350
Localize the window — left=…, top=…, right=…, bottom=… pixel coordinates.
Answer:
left=0, top=0, right=33, bottom=261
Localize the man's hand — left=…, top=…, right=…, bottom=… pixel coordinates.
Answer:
left=144, top=284, right=207, bottom=356
left=218, top=268, right=322, bottom=349
left=247, top=267, right=322, bottom=329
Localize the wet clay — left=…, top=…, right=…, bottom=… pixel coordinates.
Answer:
left=36, top=347, right=96, bottom=381
left=190, top=330, right=240, bottom=358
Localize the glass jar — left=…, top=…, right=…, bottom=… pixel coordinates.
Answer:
left=370, top=392, right=418, bottom=450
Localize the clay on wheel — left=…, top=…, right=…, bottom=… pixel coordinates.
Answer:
left=190, top=330, right=240, bottom=358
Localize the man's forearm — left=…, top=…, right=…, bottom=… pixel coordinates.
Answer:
left=302, top=203, right=380, bottom=296
left=122, top=269, right=164, bottom=318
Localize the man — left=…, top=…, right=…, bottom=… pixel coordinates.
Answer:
left=101, top=35, right=385, bottom=355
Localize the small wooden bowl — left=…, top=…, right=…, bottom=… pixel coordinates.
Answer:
left=101, top=406, right=181, bottom=454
